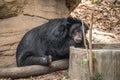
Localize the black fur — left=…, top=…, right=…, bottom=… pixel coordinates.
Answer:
left=16, top=17, right=89, bottom=67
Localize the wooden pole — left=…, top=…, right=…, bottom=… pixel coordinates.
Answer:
left=82, top=20, right=89, bottom=57
left=89, top=12, right=93, bottom=79
left=82, top=20, right=90, bottom=80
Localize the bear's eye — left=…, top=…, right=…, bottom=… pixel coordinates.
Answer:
left=71, top=30, right=78, bottom=36
left=73, top=29, right=81, bottom=33
left=73, top=30, right=78, bottom=33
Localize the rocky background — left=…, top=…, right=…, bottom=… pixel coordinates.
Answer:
left=0, top=0, right=70, bottom=68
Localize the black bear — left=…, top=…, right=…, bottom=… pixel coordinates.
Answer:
left=16, top=17, right=89, bottom=67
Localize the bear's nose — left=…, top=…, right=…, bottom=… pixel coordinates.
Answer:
left=74, top=32, right=82, bottom=43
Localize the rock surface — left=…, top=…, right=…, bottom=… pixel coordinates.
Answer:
left=0, top=15, right=48, bottom=67
left=0, top=0, right=69, bottom=19
left=23, top=0, right=69, bottom=19
left=0, top=0, right=25, bottom=19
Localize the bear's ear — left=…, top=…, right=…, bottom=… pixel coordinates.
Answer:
left=63, top=16, right=75, bottom=28
left=67, top=16, right=82, bottom=25
left=67, top=16, right=75, bottom=24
